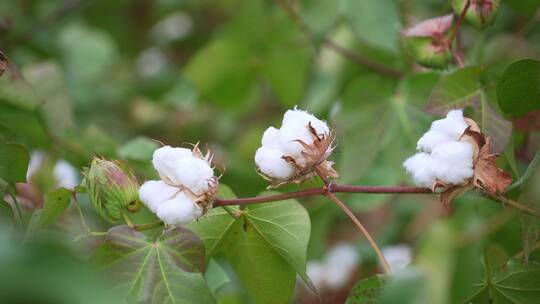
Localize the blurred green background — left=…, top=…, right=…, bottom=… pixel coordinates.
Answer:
left=1, top=0, right=540, bottom=303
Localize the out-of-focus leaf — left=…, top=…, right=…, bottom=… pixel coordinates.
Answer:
left=466, top=259, right=540, bottom=303
left=118, top=136, right=159, bottom=162
left=206, top=259, right=230, bottom=295
left=189, top=187, right=312, bottom=303
left=0, top=50, right=7, bottom=76
left=497, top=59, right=540, bottom=117
left=0, top=141, right=29, bottom=183
left=301, top=0, right=341, bottom=40
left=23, top=62, right=74, bottom=136
left=58, top=22, right=117, bottom=106
left=378, top=269, right=428, bottom=304
left=343, top=0, right=401, bottom=53
left=26, top=188, right=72, bottom=237
left=346, top=275, right=387, bottom=304
left=0, top=199, right=14, bottom=228
left=426, top=66, right=511, bottom=153
left=93, top=226, right=214, bottom=304
left=0, top=104, right=49, bottom=148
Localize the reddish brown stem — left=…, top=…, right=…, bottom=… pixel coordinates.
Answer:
left=447, top=0, right=470, bottom=47
left=213, top=185, right=429, bottom=207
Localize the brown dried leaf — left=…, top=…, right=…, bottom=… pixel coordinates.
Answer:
left=473, top=137, right=512, bottom=195
left=440, top=184, right=471, bottom=209
left=0, top=50, right=7, bottom=77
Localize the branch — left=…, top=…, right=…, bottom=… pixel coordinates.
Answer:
left=447, top=0, right=470, bottom=48
left=274, top=0, right=403, bottom=79
left=213, top=185, right=429, bottom=207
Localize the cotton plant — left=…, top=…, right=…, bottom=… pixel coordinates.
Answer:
left=255, top=107, right=338, bottom=186
left=403, top=109, right=511, bottom=205
left=138, top=145, right=219, bottom=225
left=306, top=243, right=360, bottom=291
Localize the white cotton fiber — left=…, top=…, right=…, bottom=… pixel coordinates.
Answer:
left=156, top=192, right=200, bottom=225
left=306, top=262, right=325, bottom=289
left=152, top=146, right=192, bottom=182
left=416, top=130, right=454, bottom=153
left=261, top=127, right=282, bottom=149
left=324, top=244, right=360, bottom=289
left=431, top=141, right=474, bottom=185
left=172, top=157, right=214, bottom=195
left=403, top=152, right=437, bottom=188
left=139, top=180, right=179, bottom=213
left=429, top=109, right=468, bottom=141
left=255, top=147, right=295, bottom=180
left=405, top=109, right=475, bottom=189
left=382, top=245, right=412, bottom=272
left=54, top=160, right=79, bottom=189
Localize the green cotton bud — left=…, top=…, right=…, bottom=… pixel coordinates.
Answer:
left=84, top=158, right=140, bottom=223
left=452, top=0, right=500, bottom=29
left=402, top=14, right=454, bottom=69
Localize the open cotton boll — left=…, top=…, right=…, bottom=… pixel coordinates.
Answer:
left=282, top=108, right=330, bottom=135
left=156, top=192, right=199, bottom=225
left=172, top=157, right=214, bottom=195
left=430, top=109, right=468, bottom=140
left=416, top=130, right=454, bottom=153
left=255, top=147, right=296, bottom=180
left=261, top=127, right=282, bottom=149
left=324, top=244, right=359, bottom=289
left=306, top=262, right=325, bottom=289
left=431, top=141, right=474, bottom=185
left=54, top=160, right=79, bottom=189
left=152, top=146, right=193, bottom=182
left=139, top=180, right=179, bottom=213
left=403, top=152, right=437, bottom=188
left=382, top=245, right=412, bottom=272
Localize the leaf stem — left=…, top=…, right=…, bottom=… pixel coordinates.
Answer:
left=486, top=194, right=540, bottom=218
left=221, top=206, right=239, bottom=219
left=121, top=211, right=135, bottom=228
left=447, top=0, right=470, bottom=48
left=323, top=191, right=392, bottom=275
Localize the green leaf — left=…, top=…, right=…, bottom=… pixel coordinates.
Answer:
left=26, top=188, right=72, bottom=237
left=93, top=225, right=214, bottom=304
left=378, top=269, right=428, bottom=304
left=497, top=59, right=540, bottom=117
left=118, top=136, right=159, bottom=162
left=0, top=141, right=29, bottom=183
left=346, top=275, right=387, bottom=304
left=467, top=259, right=540, bottom=303
left=343, top=0, right=401, bottom=53
left=188, top=187, right=312, bottom=303
left=426, top=66, right=512, bottom=153
left=206, top=260, right=230, bottom=295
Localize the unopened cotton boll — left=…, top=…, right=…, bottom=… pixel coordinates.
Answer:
left=382, top=245, right=412, bottom=272
left=139, top=180, right=179, bottom=213
left=403, top=152, right=436, bottom=188
left=173, top=157, right=214, bottom=195
left=156, top=192, right=200, bottom=225
left=431, top=141, right=474, bottom=185
left=255, top=147, right=295, bottom=180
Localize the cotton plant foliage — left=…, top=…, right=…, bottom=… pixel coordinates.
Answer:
left=255, top=107, right=338, bottom=186
left=403, top=109, right=512, bottom=205
left=139, top=145, right=218, bottom=225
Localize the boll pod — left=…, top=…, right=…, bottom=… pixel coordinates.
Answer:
left=84, top=158, right=140, bottom=223
left=402, top=14, right=454, bottom=69
left=452, top=0, right=500, bottom=29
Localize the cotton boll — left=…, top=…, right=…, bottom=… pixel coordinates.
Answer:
left=416, top=130, right=454, bottom=153
left=430, top=109, right=468, bottom=140
left=172, top=157, right=214, bottom=195
left=255, top=147, right=295, bottom=180
left=306, top=262, right=325, bottom=290
left=139, top=180, right=179, bottom=213
left=282, top=108, right=329, bottom=136
left=324, top=244, right=359, bottom=289
left=261, top=126, right=282, bottom=149
left=431, top=141, right=474, bottom=185
left=156, top=192, right=199, bottom=225
left=403, top=153, right=437, bottom=188
left=382, top=245, right=412, bottom=272
left=152, top=146, right=193, bottom=183
left=53, top=160, right=79, bottom=189
left=278, top=122, right=314, bottom=160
